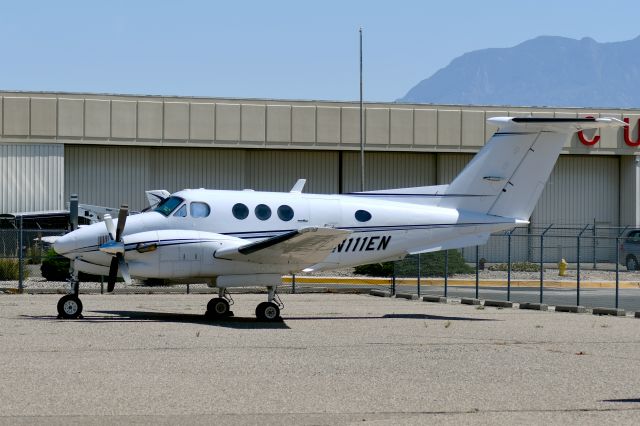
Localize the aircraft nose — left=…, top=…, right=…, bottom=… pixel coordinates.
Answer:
left=53, top=233, right=77, bottom=256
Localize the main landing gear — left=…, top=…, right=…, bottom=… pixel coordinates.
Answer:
left=205, top=288, right=235, bottom=318
left=255, top=286, right=282, bottom=322
left=206, top=286, right=283, bottom=322
left=57, top=262, right=83, bottom=319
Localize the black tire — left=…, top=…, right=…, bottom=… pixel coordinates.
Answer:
left=255, top=301, right=280, bottom=321
left=206, top=297, right=230, bottom=317
left=626, top=256, right=639, bottom=271
left=57, top=295, right=83, bottom=319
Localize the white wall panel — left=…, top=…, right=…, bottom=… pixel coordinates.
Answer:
left=30, top=98, right=57, bottom=136
left=190, top=103, right=215, bottom=141
left=266, top=105, right=291, bottom=143
left=85, top=99, right=110, bottom=138
left=3, top=97, right=29, bottom=136
left=291, top=106, right=315, bottom=144
left=58, top=98, right=84, bottom=137
left=111, top=100, right=136, bottom=139
left=1, top=144, right=64, bottom=213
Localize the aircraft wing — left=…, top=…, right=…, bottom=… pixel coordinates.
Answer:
left=214, top=227, right=350, bottom=265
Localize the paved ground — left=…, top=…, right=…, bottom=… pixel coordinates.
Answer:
left=1, top=293, right=640, bottom=425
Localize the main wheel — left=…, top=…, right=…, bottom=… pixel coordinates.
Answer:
left=626, top=256, right=638, bottom=271
left=206, top=297, right=230, bottom=317
left=255, top=302, right=280, bottom=322
left=57, top=295, right=83, bottom=319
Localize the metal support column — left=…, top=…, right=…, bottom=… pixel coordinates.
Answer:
left=18, top=216, right=24, bottom=293
left=539, top=224, right=553, bottom=304
left=576, top=224, right=590, bottom=306
left=417, top=254, right=421, bottom=297
left=507, top=230, right=512, bottom=302
left=444, top=250, right=448, bottom=297
left=475, top=246, right=479, bottom=299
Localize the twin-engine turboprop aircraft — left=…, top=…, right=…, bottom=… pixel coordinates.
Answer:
left=53, top=116, right=624, bottom=321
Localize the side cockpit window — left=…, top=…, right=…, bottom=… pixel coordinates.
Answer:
left=174, top=204, right=187, bottom=217
left=190, top=202, right=210, bottom=218
left=154, top=196, right=185, bottom=217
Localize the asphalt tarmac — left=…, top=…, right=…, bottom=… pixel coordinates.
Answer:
left=1, top=293, right=639, bottom=425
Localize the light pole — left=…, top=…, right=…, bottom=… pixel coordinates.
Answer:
left=359, top=26, right=365, bottom=192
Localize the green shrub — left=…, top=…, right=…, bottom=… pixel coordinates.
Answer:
left=354, top=250, right=474, bottom=277
left=40, top=249, right=103, bottom=281
left=26, top=245, right=43, bottom=265
left=0, top=258, right=30, bottom=280
left=488, top=262, right=541, bottom=272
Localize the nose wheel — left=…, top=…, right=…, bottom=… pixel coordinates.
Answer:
left=57, top=294, right=83, bottom=319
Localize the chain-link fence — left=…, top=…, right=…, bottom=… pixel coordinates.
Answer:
left=390, top=224, right=640, bottom=311
left=0, top=222, right=67, bottom=291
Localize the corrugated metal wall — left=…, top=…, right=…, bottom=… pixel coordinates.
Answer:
left=65, top=146, right=340, bottom=210
left=246, top=150, right=339, bottom=194
left=149, top=148, right=246, bottom=192
left=532, top=156, right=619, bottom=226
left=65, top=146, right=151, bottom=210
left=436, top=153, right=474, bottom=184
left=341, top=152, right=436, bottom=192
left=0, top=144, right=64, bottom=213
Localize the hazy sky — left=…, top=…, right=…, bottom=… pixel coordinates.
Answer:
left=1, top=0, right=638, bottom=101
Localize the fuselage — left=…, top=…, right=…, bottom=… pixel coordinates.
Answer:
left=54, top=188, right=520, bottom=280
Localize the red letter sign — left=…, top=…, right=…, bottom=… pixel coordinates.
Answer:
left=624, top=117, right=640, bottom=147
left=577, top=116, right=600, bottom=146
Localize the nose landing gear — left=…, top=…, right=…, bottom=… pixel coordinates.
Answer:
left=57, top=260, right=83, bottom=319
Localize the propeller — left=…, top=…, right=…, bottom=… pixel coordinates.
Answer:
left=99, top=204, right=131, bottom=292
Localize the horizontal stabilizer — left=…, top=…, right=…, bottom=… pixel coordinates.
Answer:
left=214, top=227, right=351, bottom=265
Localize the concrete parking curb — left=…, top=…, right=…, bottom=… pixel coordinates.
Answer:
left=461, top=297, right=481, bottom=305
left=555, top=305, right=587, bottom=313
left=422, top=296, right=449, bottom=303
left=395, top=293, right=419, bottom=300
left=483, top=299, right=513, bottom=308
left=592, top=307, right=626, bottom=316
left=519, top=302, right=549, bottom=311
left=369, top=289, right=391, bottom=297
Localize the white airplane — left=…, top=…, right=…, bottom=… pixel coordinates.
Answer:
left=53, top=116, right=624, bottom=321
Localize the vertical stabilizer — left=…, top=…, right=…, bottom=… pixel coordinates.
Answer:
left=439, top=117, right=625, bottom=220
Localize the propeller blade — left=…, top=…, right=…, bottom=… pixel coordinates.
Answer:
left=115, top=204, right=129, bottom=242
left=117, top=253, right=131, bottom=284
left=107, top=256, right=118, bottom=292
left=104, top=214, right=116, bottom=241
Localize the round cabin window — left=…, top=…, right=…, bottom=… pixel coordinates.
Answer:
left=277, top=205, right=294, bottom=221
left=255, top=204, right=272, bottom=221
left=232, top=203, right=249, bottom=220
left=355, top=209, right=372, bottom=222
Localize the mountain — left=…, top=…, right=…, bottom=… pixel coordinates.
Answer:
left=399, top=35, right=640, bottom=108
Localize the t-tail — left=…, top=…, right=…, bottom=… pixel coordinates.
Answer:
left=357, top=117, right=625, bottom=222
left=438, top=117, right=625, bottom=220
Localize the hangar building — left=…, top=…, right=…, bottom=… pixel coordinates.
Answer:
left=1, top=90, right=639, bottom=240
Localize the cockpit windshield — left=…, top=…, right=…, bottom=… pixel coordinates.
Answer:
left=153, top=196, right=185, bottom=217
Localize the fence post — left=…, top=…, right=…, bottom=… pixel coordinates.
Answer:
left=539, top=224, right=553, bottom=304
left=444, top=250, right=448, bottom=297
left=417, top=254, right=421, bottom=297
left=18, top=216, right=24, bottom=293
left=507, top=231, right=512, bottom=302
left=592, top=218, right=596, bottom=269
left=292, top=274, right=296, bottom=294
left=475, top=245, right=479, bottom=299
left=615, top=236, right=619, bottom=309
left=576, top=224, right=590, bottom=307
